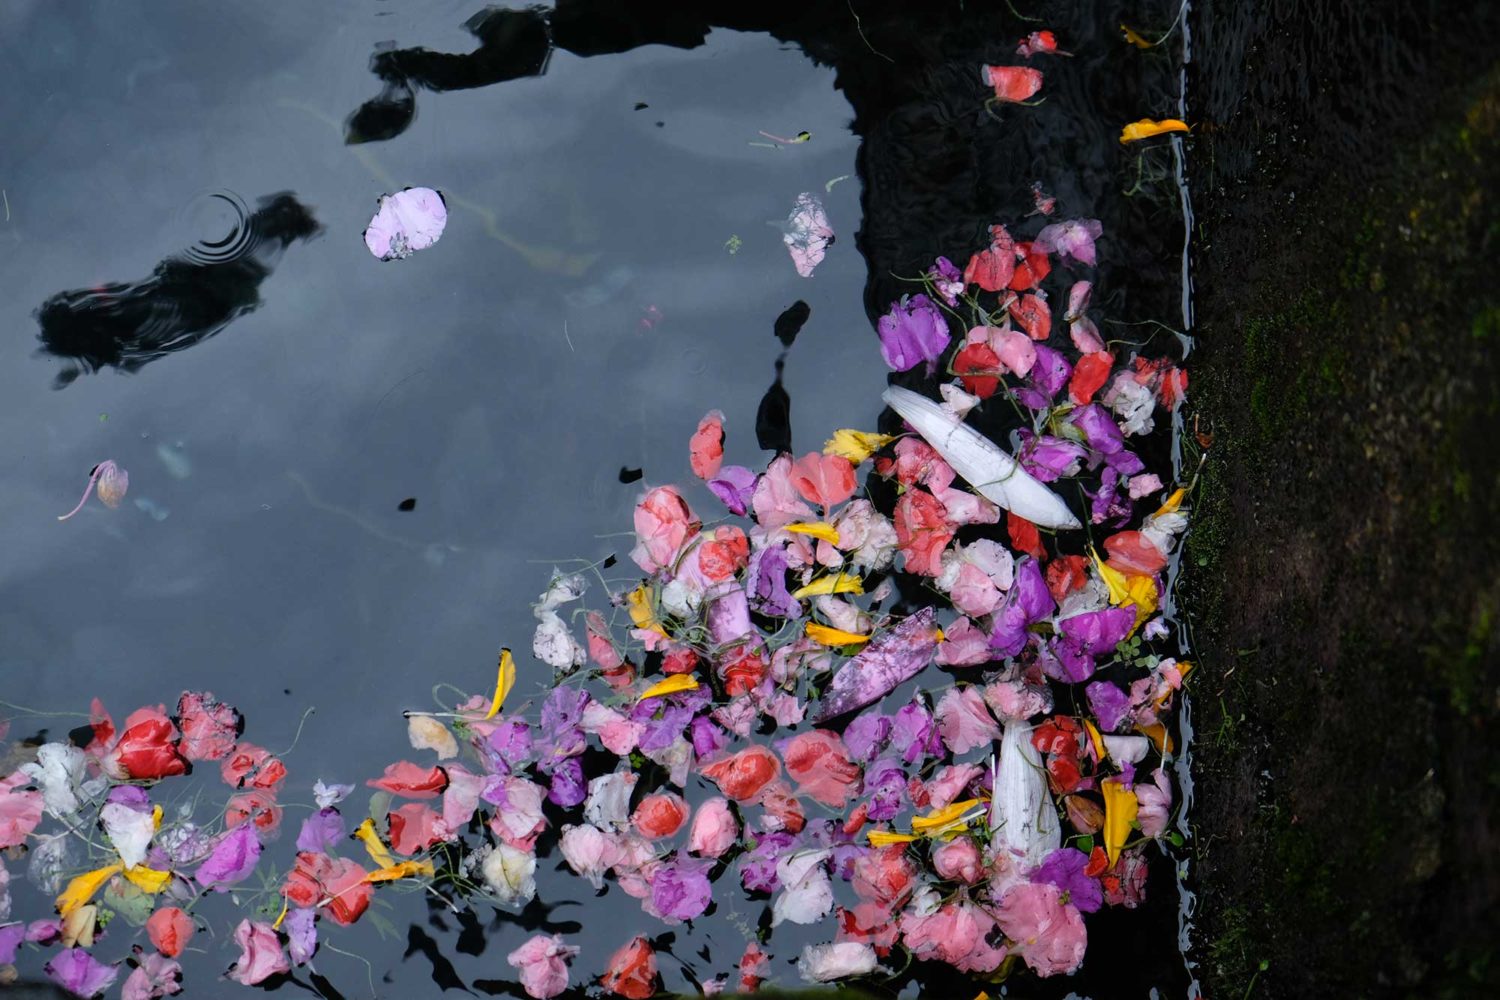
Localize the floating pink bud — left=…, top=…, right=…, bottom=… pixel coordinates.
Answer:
left=57, top=460, right=128, bottom=521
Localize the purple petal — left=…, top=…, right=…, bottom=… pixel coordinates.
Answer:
left=45, top=948, right=120, bottom=998
left=707, top=466, right=757, bottom=516
left=877, top=294, right=951, bottom=373
left=295, top=808, right=345, bottom=853
left=815, top=608, right=940, bottom=720
left=194, top=823, right=261, bottom=889
left=285, top=908, right=318, bottom=965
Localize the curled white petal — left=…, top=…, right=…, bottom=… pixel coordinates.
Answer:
left=882, top=387, right=1081, bottom=529
left=989, top=721, right=1061, bottom=869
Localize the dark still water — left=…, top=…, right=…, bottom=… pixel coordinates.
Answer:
left=1, top=2, right=1195, bottom=997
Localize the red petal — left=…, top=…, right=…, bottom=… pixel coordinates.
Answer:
left=953, top=343, right=1002, bottom=399
left=367, top=761, right=449, bottom=799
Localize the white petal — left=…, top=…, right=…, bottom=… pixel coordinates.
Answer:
left=882, top=387, right=1081, bottom=529
left=989, top=722, right=1061, bottom=869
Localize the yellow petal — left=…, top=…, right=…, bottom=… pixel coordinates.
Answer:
left=823, top=429, right=895, bottom=464
left=1082, top=719, right=1107, bottom=760
left=365, top=860, right=436, bottom=882
left=1091, top=549, right=1133, bottom=606
left=783, top=521, right=841, bottom=546
left=483, top=647, right=516, bottom=720
left=1101, top=778, right=1139, bottom=868
left=56, top=863, right=123, bottom=917
left=121, top=865, right=172, bottom=894
left=639, top=674, right=700, bottom=700
left=1156, top=487, right=1187, bottom=515
left=866, top=830, right=919, bottom=847
left=353, top=818, right=396, bottom=870
left=1120, top=118, right=1191, bottom=143
left=791, top=572, right=864, bottom=599
left=626, top=584, right=668, bottom=637
left=1137, top=722, right=1174, bottom=754
left=911, top=798, right=985, bottom=839
left=1120, top=24, right=1153, bottom=48
left=60, top=904, right=97, bottom=948
left=804, top=622, right=872, bottom=647
left=151, top=805, right=163, bottom=830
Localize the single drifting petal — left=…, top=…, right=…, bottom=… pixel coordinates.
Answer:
left=882, top=387, right=1080, bottom=529
left=364, top=187, right=448, bottom=261
left=1119, top=118, right=1191, bottom=143
left=783, top=192, right=833, bottom=277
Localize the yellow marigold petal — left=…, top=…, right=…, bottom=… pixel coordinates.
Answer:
left=823, top=429, right=895, bottom=464
left=1120, top=24, right=1153, bottom=48
left=353, top=818, right=396, bottom=870
left=783, top=521, right=841, bottom=546
left=1101, top=778, right=1140, bottom=868
left=121, top=866, right=172, bottom=894
left=484, top=647, right=516, bottom=720
left=56, top=863, right=123, bottom=917
left=1120, top=118, right=1191, bottom=143
left=804, top=622, right=872, bottom=647
left=639, top=674, right=700, bottom=701
left=791, top=572, right=865, bottom=599
left=866, top=830, right=919, bottom=847
left=365, top=860, right=436, bottom=883
left=911, top=798, right=985, bottom=838
left=151, top=805, right=163, bottom=830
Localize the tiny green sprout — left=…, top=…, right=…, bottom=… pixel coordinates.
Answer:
left=724, top=234, right=742, bottom=255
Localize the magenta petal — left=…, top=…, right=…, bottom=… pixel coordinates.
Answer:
left=45, top=948, right=120, bottom=998
left=815, top=607, right=941, bottom=720
left=194, top=823, right=261, bottom=889
left=364, top=187, right=448, bottom=261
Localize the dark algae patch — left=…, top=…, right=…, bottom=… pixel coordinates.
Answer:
left=1185, top=0, right=1500, bottom=994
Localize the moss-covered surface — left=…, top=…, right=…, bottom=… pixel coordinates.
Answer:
left=1185, top=45, right=1500, bottom=1000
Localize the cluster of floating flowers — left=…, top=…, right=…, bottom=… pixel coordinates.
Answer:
left=0, top=195, right=1190, bottom=996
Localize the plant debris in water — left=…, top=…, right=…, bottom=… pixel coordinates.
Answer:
left=1, top=191, right=1191, bottom=997
left=2, top=32, right=1197, bottom=1000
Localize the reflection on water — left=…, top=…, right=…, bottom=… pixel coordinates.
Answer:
left=34, top=192, right=320, bottom=388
